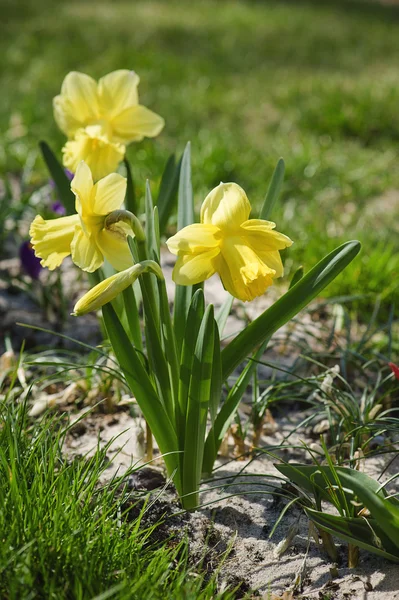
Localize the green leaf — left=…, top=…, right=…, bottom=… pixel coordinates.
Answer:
left=173, top=142, right=195, bottom=353
left=145, top=181, right=160, bottom=263
left=157, top=153, right=181, bottom=234
left=122, top=284, right=142, bottom=352
left=305, top=508, right=399, bottom=562
left=176, top=290, right=205, bottom=469
left=102, top=303, right=180, bottom=491
left=177, top=142, right=194, bottom=229
left=278, top=464, right=399, bottom=554
left=275, top=464, right=386, bottom=508
left=177, top=290, right=205, bottom=451
left=289, top=266, right=304, bottom=289
left=221, top=241, right=361, bottom=379
left=202, top=322, right=222, bottom=476
left=124, top=158, right=137, bottom=215
left=208, top=323, right=222, bottom=427
left=182, top=305, right=216, bottom=509
left=329, top=468, right=399, bottom=549
left=259, top=158, right=285, bottom=221
left=215, top=294, right=234, bottom=337
left=39, top=141, right=75, bottom=214
left=203, top=337, right=270, bottom=474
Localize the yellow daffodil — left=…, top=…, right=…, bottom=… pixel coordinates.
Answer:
left=166, top=182, right=293, bottom=302
left=73, top=260, right=163, bottom=315
left=54, top=69, right=165, bottom=180
left=29, top=161, right=133, bottom=272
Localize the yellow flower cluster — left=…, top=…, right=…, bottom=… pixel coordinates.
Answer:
left=30, top=68, right=293, bottom=308
left=54, top=70, right=164, bottom=181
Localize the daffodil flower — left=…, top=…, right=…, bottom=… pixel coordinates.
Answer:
left=166, top=182, right=293, bottom=302
left=29, top=161, right=133, bottom=272
left=54, top=69, right=165, bottom=180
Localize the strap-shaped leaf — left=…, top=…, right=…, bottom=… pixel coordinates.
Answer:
left=215, top=294, right=234, bottom=337
left=145, top=181, right=160, bottom=263
left=177, top=290, right=205, bottom=453
left=260, top=158, right=285, bottom=221
left=289, top=266, right=304, bottom=289
left=39, top=141, right=75, bottom=214
left=203, top=337, right=270, bottom=474
left=202, top=321, right=222, bottom=475
left=157, top=153, right=181, bottom=234
left=173, top=142, right=195, bottom=353
left=276, top=463, right=388, bottom=507
left=330, top=468, right=399, bottom=549
left=305, top=508, right=399, bottom=562
left=221, top=241, right=361, bottom=379
left=122, top=285, right=142, bottom=351
left=182, top=305, right=215, bottom=509
left=124, top=158, right=137, bottom=215
left=102, top=303, right=180, bottom=490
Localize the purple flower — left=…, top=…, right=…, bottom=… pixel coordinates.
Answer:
left=51, top=201, right=66, bottom=216
left=19, top=241, right=42, bottom=279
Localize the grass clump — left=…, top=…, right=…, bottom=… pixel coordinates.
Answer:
left=0, top=394, right=233, bottom=600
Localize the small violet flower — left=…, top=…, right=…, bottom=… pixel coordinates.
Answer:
left=19, top=241, right=43, bottom=279
left=51, top=201, right=66, bottom=216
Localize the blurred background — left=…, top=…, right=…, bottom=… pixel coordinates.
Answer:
left=1, top=0, right=399, bottom=318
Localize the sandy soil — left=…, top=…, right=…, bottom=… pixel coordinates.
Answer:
left=62, top=407, right=399, bottom=600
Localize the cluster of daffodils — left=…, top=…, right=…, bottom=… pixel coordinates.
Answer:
left=28, top=68, right=360, bottom=510
left=54, top=70, right=164, bottom=181
left=30, top=67, right=293, bottom=310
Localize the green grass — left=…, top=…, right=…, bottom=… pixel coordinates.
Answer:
left=0, top=392, right=236, bottom=599
left=2, top=0, right=399, bottom=313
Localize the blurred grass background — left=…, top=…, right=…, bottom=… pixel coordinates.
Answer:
left=1, top=0, right=399, bottom=314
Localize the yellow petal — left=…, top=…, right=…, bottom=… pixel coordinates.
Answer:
left=96, top=228, right=133, bottom=271
left=53, top=72, right=99, bottom=137
left=70, top=226, right=103, bottom=272
left=92, top=172, right=127, bottom=215
left=172, top=248, right=220, bottom=286
left=29, top=214, right=79, bottom=270
left=71, top=161, right=94, bottom=216
left=219, top=241, right=275, bottom=302
left=200, top=183, right=251, bottom=230
left=111, top=105, right=165, bottom=144
left=242, top=222, right=293, bottom=252
left=166, top=223, right=220, bottom=256
left=62, top=127, right=125, bottom=182
left=97, top=70, right=140, bottom=118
